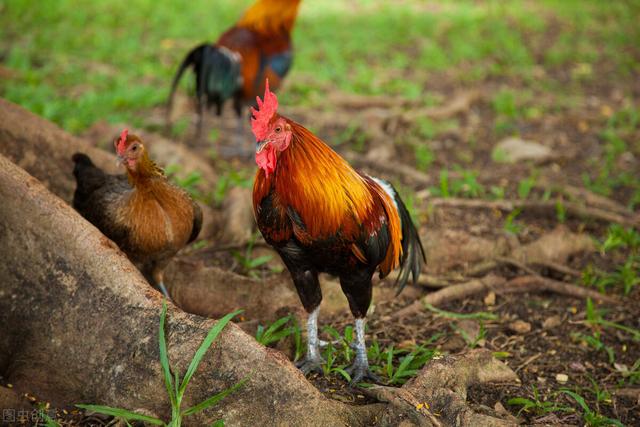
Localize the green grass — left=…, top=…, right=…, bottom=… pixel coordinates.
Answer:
left=583, top=227, right=640, bottom=295
left=507, top=385, right=572, bottom=416
left=77, top=301, right=246, bottom=427
left=560, top=389, right=624, bottom=427
left=2, top=0, right=639, bottom=133
left=430, top=166, right=486, bottom=198
left=232, top=233, right=273, bottom=278
left=255, top=314, right=304, bottom=361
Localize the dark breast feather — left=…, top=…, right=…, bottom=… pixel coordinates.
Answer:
left=256, top=192, right=293, bottom=245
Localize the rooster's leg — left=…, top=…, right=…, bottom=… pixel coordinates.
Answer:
left=345, top=317, right=379, bottom=385
left=279, top=256, right=324, bottom=374
left=295, top=306, right=324, bottom=374
left=218, top=114, right=253, bottom=158
left=194, top=94, right=205, bottom=141
left=339, top=272, right=379, bottom=384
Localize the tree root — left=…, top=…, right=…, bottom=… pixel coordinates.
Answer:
left=467, top=256, right=582, bottom=279
left=394, top=274, right=617, bottom=319
left=498, top=275, right=618, bottom=303
left=428, top=197, right=639, bottom=228
left=363, top=350, right=519, bottom=426
left=536, top=178, right=636, bottom=218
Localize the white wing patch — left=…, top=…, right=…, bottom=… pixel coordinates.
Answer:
left=370, top=176, right=399, bottom=210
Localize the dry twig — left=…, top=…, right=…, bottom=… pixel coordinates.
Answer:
left=536, top=178, right=635, bottom=217
left=345, top=152, right=433, bottom=186
left=427, top=197, right=639, bottom=227
left=467, top=257, right=581, bottom=279
left=394, top=274, right=617, bottom=320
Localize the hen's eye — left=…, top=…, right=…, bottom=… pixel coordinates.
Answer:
left=131, top=144, right=138, bottom=151
left=275, top=126, right=282, bottom=133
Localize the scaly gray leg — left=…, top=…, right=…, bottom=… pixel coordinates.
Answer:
left=345, top=318, right=379, bottom=384
left=295, top=307, right=324, bottom=374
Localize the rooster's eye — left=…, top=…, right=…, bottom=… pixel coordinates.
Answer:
left=275, top=126, right=282, bottom=133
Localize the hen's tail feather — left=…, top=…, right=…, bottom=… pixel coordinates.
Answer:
left=71, top=152, right=109, bottom=201
left=393, top=190, right=426, bottom=296
left=72, top=152, right=96, bottom=178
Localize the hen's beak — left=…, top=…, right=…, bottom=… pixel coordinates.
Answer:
left=256, top=140, right=269, bottom=154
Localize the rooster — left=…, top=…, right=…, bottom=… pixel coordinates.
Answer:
left=251, top=82, right=426, bottom=383
left=72, top=130, right=203, bottom=299
left=167, top=0, right=301, bottom=142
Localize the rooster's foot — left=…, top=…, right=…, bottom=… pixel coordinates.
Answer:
left=345, top=360, right=379, bottom=385
left=295, top=354, right=324, bottom=375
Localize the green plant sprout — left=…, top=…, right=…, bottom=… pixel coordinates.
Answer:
left=77, top=302, right=246, bottom=427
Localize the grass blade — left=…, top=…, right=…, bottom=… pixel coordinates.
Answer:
left=560, top=390, right=589, bottom=412
left=179, top=310, right=242, bottom=396
left=159, top=301, right=177, bottom=407
left=264, top=315, right=291, bottom=336
left=386, top=346, right=394, bottom=379
left=76, top=404, right=164, bottom=425
left=182, top=377, right=249, bottom=416
left=333, top=368, right=352, bottom=382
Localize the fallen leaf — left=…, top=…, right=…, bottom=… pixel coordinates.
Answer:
left=484, top=291, right=496, bottom=306
left=542, top=315, right=562, bottom=330
left=508, top=320, right=531, bottom=334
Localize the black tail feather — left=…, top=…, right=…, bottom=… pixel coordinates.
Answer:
left=71, top=152, right=96, bottom=178
left=71, top=152, right=109, bottom=203
left=393, top=191, right=426, bottom=296
left=166, top=43, right=208, bottom=129
left=166, top=43, right=242, bottom=131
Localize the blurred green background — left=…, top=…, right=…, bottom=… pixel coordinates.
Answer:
left=1, top=0, right=638, bottom=133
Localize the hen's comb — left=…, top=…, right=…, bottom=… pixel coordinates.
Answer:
left=251, top=79, right=278, bottom=141
left=116, top=128, right=129, bottom=155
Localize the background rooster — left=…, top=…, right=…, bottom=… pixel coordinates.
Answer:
left=167, top=0, right=301, bottom=143
left=72, top=130, right=202, bottom=299
left=251, top=82, right=426, bottom=383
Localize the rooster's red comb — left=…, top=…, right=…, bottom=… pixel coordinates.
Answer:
left=116, top=128, right=128, bottom=155
left=251, top=80, right=278, bottom=141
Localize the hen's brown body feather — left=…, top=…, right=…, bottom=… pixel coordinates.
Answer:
left=72, top=153, right=202, bottom=287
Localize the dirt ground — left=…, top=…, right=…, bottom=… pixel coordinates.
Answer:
left=2, top=22, right=640, bottom=427
left=166, top=55, right=640, bottom=425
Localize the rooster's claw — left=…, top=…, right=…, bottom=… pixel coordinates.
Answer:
left=345, top=362, right=380, bottom=385
left=295, top=355, right=324, bottom=375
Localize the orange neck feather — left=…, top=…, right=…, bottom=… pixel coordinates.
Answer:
left=237, top=0, right=301, bottom=34
left=126, top=152, right=164, bottom=186
left=253, top=119, right=404, bottom=274
left=271, top=121, right=376, bottom=238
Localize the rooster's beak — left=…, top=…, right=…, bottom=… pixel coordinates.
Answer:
left=256, top=140, right=269, bottom=154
